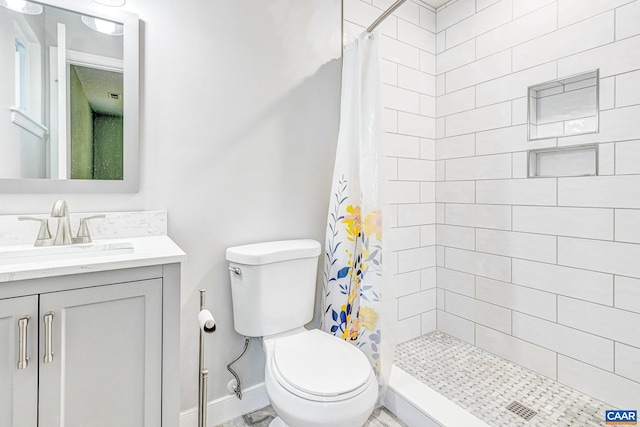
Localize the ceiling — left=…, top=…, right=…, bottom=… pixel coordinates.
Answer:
left=72, top=65, right=123, bottom=117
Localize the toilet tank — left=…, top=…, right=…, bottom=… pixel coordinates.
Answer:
left=226, top=239, right=321, bottom=337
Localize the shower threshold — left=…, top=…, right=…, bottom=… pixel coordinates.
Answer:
left=385, top=332, right=609, bottom=427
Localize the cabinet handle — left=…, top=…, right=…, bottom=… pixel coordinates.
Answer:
left=17, top=316, right=30, bottom=369
left=43, top=312, right=54, bottom=364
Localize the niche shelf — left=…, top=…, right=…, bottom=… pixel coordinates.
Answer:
left=528, top=144, right=598, bottom=178
left=528, top=70, right=599, bottom=141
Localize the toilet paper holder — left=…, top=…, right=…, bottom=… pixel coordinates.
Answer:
left=198, top=289, right=216, bottom=427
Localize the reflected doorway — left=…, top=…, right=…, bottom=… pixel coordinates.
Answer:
left=69, top=64, right=123, bottom=180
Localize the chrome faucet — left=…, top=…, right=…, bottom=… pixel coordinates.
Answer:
left=51, top=200, right=73, bottom=245
left=19, top=201, right=105, bottom=246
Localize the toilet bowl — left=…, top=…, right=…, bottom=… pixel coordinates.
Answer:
left=263, top=328, right=378, bottom=427
left=226, top=240, right=378, bottom=427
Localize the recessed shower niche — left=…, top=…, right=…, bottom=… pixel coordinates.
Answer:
left=528, top=144, right=598, bottom=178
left=528, top=70, right=599, bottom=140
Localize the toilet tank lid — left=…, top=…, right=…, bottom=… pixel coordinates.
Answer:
left=226, top=239, right=321, bottom=265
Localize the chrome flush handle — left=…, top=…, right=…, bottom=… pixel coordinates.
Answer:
left=228, top=266, right=242, bottom=276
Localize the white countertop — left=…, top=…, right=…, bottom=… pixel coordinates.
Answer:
left=0, top=235, right=186, bottom=283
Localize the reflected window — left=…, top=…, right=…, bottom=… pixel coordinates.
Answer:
left=14, top=36, right=27, bottom=109
left=12, top=20, right=42, bottom=121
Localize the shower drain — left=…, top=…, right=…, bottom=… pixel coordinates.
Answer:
left=506, top=401, right=537, bottom=421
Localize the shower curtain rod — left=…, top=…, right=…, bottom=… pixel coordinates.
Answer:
left=367, top=0, right=408, bottom=33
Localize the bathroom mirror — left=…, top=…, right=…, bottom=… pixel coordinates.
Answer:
left=0, top=0, right=139, bottom=192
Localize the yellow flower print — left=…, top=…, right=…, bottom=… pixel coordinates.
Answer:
left=363, top=210, right=382, bottom=240
left=360, top=263, right=368, bottom=277
left=341, top=326, right=351, bottom=340
left=342, top=205, right=361, bottom=241
left=339, top=303, right=352, bottom=340
left=358, top=306, right=379, bottom=332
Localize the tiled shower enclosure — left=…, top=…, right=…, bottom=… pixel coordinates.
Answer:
left=345, top=0, right=640, bottom=411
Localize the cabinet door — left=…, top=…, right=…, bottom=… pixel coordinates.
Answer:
left=0, top=296, right=38, bottom=427
left=39, top=279, right=162, bottom=427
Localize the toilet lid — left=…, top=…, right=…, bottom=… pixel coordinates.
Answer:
left=272, top=329, right=373, bottom=397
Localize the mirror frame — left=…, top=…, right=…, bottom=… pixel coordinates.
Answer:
left=0, top=0, right=139, bottom=193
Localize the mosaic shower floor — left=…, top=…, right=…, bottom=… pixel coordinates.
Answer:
left=395, top=331, right=610, bottom=427
left=215, top=406, right=407, bottom=427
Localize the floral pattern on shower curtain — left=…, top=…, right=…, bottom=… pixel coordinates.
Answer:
left=321, top=30, right=390, bottom=396
left=323, top=177, right=383, bottom=372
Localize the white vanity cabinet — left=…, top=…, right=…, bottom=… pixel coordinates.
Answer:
left=0, top=261, right=183, bottom=427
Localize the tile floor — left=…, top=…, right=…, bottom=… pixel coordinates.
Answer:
left=215, top=405, right=407, bottom=427
left=395, top=331, right=611, bottom=427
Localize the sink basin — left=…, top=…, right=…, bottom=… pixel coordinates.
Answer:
left=0, top=241, right=134, bottom=267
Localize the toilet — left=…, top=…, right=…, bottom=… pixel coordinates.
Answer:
left=226, top=239, right=378, bottom=427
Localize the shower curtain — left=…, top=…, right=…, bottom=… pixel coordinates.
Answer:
left=321, top=30, right=392, bottom=403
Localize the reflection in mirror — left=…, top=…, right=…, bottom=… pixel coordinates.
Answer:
left=70, top=65, right=123, bottom=180
left=0, top=0, right=138, bottom=192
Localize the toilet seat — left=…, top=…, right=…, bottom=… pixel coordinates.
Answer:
left=271, top=329, right=374, bottom=402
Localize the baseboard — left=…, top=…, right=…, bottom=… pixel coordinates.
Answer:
left=180, top=382, right=269, bottom=427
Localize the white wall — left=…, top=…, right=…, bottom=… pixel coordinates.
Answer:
left=344, top=0, right=439, bottom=345
left=0, top=0, right=342, bottom=414
left=434, top=0, right=640, bottom=410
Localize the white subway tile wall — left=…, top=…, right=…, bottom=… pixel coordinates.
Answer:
left=434, top=0, right=640, bottom=410
left=437, top=309, right=476, bottom=344
left=346, top=0, right=640, bottom=410
left=558, top=356, right=640, bottom=410
left=475, top=325, right=558, bottom=378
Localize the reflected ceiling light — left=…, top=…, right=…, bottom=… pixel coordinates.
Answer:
left=0, top=0, right=43, bottom=14
left=93, top=0, right=126, bottom=6
left=81, top=15, right=124, bottom=36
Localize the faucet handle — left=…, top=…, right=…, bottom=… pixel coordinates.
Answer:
left=73, top=215, right=105, bottom=244
left=18, top=217, right=52, bottom=247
